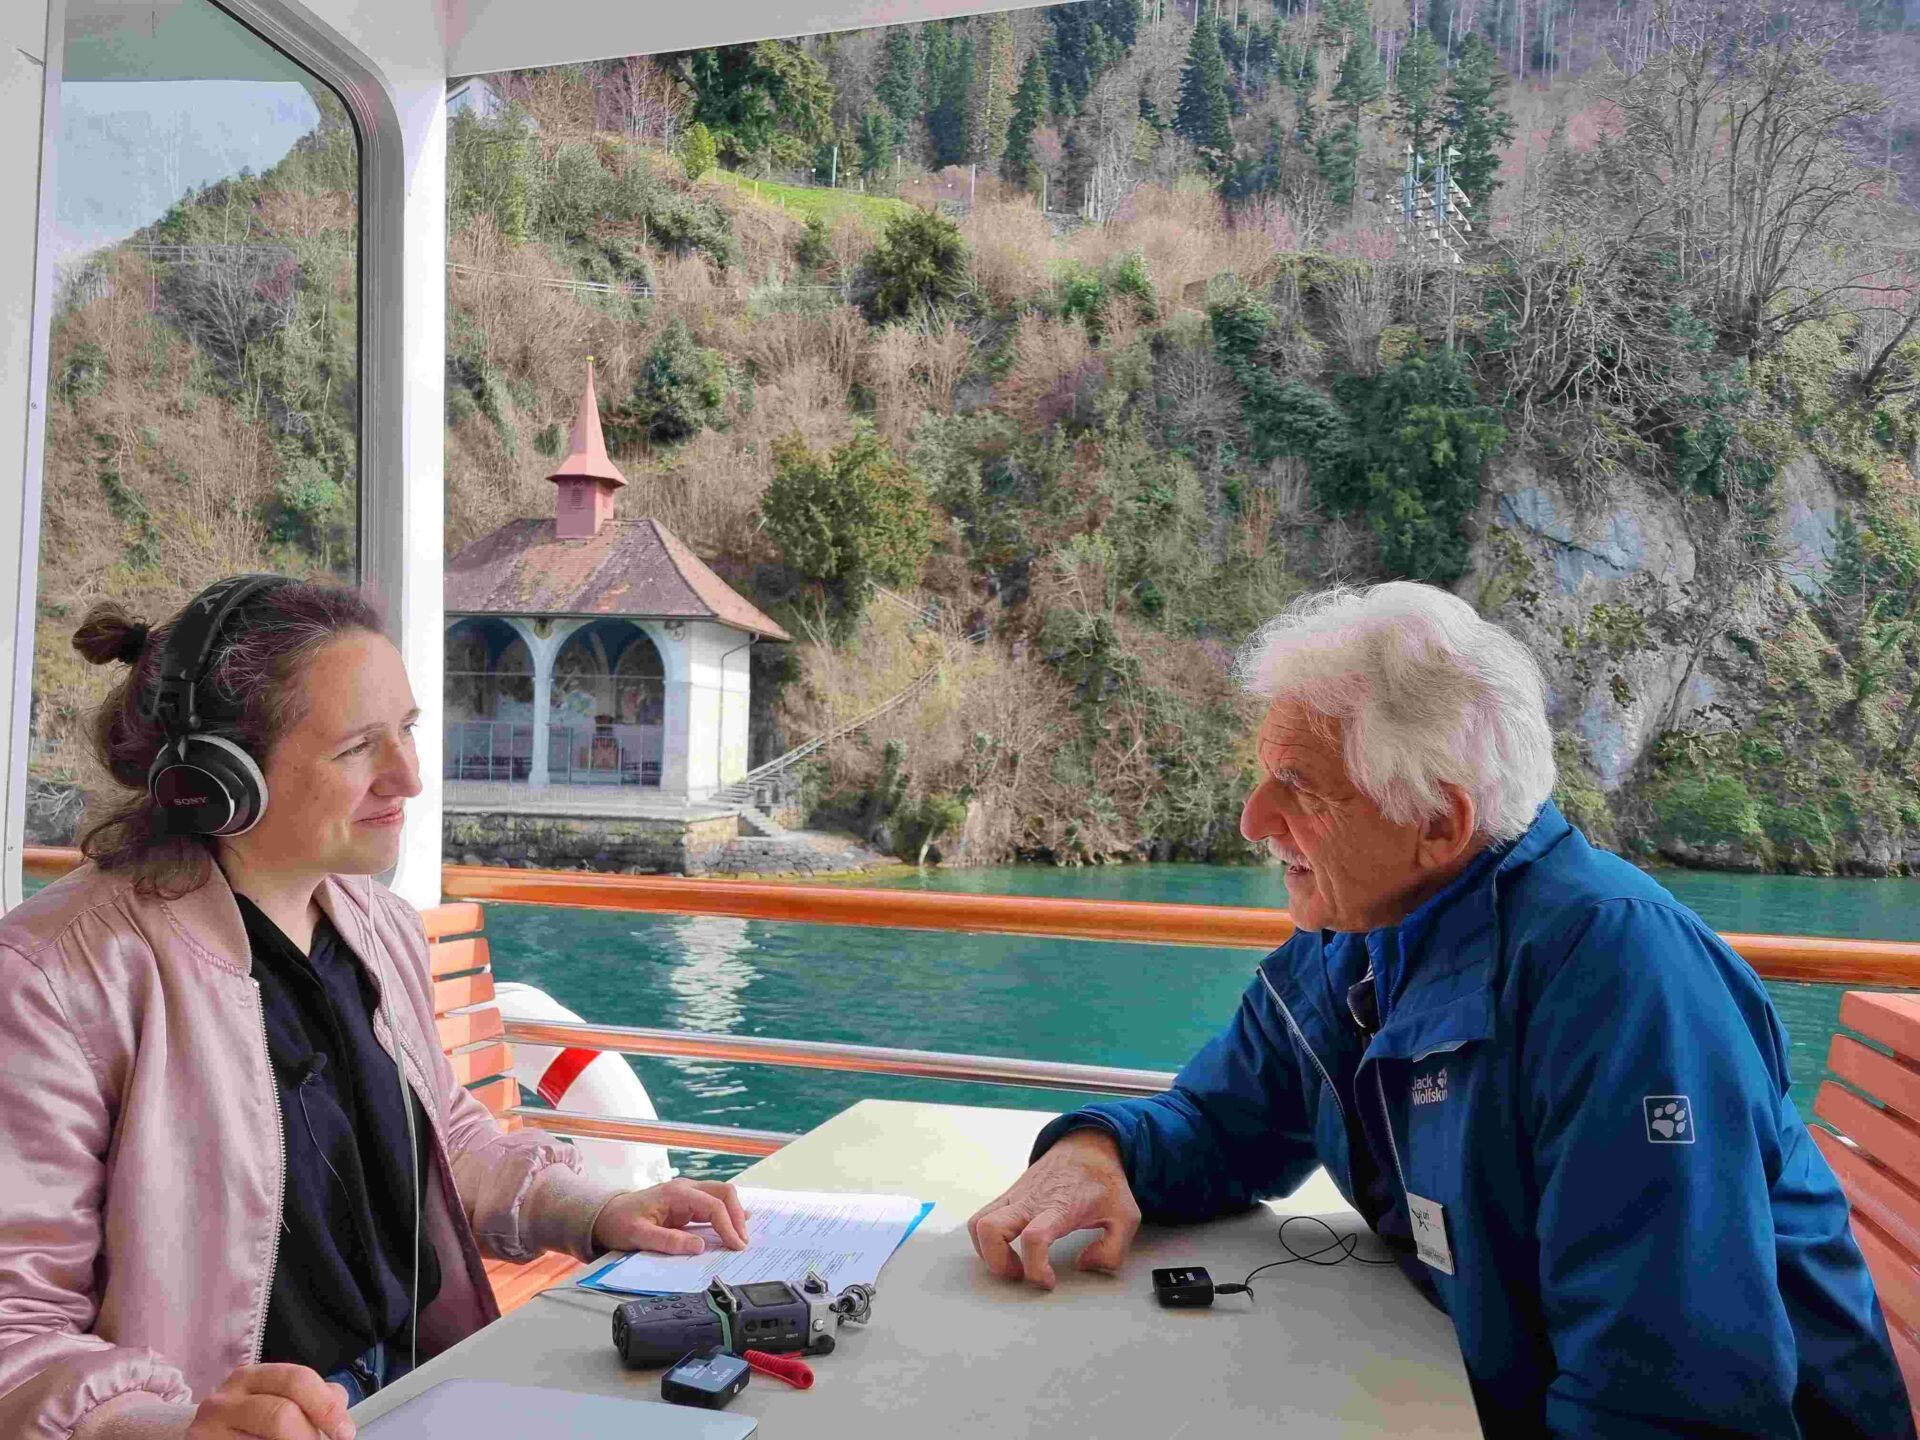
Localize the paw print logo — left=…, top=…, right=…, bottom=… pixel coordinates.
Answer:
left=1643, top=1095, right=1696, bottom=1145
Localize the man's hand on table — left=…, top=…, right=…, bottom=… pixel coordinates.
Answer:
left=593, top=1179, right=750, bottom=1255
left=967, top=1128, right=1142, bottom=1290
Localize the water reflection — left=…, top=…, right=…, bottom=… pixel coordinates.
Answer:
left=660, top=915, right=756, bottom=1104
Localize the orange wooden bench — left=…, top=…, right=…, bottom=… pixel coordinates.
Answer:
left=1814, top=990, right=1920, bottom=1428
left=421, top=901, right=593, bottom=1314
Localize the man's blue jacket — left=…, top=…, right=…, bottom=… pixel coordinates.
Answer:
left=1036, top=802, right=1913, bottom=1437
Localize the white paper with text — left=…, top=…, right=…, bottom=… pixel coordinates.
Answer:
left=584, top=1187, right=932, bottom=1295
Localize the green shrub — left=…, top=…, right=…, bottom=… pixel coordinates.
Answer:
left=680, top=122, right=718, bottom=182
left=1323, top=350, right=1506, bottom=582
left=611, top=318, right=732, bottom=444
left=642, top=189, right=736, bottom=270
left=540, top=142, right=614, bottom=243
left=761, top=426, right=935, bottom=617
left=857, top=208, right=969, bottom=322
left=794, top=215, right=833, bottom=272
left=57, top=343, right=110, bottom=404
left=1761, top=801, right=1837, bottom=871
left=895, top=791, right=969, bottom=863
left=1105, top=252, right=1157, bottom=322
left=1550, top=734, right=1617, bottom=849
left=1057, top=263, right=1107, bottom=333
left=1651, top=772, right=1762, bottom=848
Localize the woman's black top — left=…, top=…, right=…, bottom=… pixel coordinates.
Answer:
left=237, top=895, right=443, bottom=1374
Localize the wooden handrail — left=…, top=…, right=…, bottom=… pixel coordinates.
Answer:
left=22, top=845, right=1920, bottom=985
left=446, top=864, right=1297, bottom=950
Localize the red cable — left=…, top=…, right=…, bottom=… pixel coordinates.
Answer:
left=742, top=1350, right=814, bottom=1389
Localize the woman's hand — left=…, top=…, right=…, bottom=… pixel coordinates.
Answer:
left=186, top=1363, right=355, bottom=1440
left=592, top=1179, right=750, bottom=1256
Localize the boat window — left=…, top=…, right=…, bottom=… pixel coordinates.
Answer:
left=27, top=0, right=359, bottom=852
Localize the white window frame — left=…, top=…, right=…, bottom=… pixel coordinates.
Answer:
left=2, top=0, right=448, bottom=910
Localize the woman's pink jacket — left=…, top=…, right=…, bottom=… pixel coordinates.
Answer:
left=0, top=863, right=627, bottom=1439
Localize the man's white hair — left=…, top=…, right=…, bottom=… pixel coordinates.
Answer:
left=1234, top=583, right=1556, bottom=843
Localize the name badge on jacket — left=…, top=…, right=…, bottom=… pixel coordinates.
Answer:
left=1406, top=1192, right=1454, bottom=1275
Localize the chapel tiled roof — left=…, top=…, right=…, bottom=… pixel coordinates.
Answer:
left=444, top=515, right=792, bottom=641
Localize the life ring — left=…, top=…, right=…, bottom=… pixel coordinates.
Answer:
left=492, top=982, right=675, bottom=1189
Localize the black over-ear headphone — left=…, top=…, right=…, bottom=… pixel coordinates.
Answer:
left=145, top=573, right=294, bottom=837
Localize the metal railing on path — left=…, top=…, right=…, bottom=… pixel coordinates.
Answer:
left=21, top=847, right=1920, bottom=984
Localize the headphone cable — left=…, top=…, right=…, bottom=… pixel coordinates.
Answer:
left=1213, top=1216, right=1399, bottom=1303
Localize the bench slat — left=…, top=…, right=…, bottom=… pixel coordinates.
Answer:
left=436, top=1007, right=504, bottom=1052
left=1889, top=1325, right=1920, bottom=1436
left=422, top=901, right=588, bottom=1319
left=1829, top=1033, right=1920, bottom=1122
left=1840, top=993, right=1920, bottom=1065
left=433, top=972, right=495, bottom=1018
left=466, top=1075, right=519, bottom=1117
left=1812, top=1129, right=1920, bottom=1260
left=1852, top=1211, right=1920, bottom=1342
left=1816, top=1082, right=1920, bottom=1179
left=421, top=902, right=485, bottom=941
left=428, top=936, right=490, bottom=980
left=1820, top=1029, right=1920, bottom=1121
left=449, top=1041, right=513, bottom=1087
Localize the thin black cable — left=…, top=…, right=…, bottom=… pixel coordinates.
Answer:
left=1213, top=1216, right=1398, bottom=1304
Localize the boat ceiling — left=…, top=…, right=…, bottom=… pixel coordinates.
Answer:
left=444, top=0, right=1064, bottom=78
left=63, top=1, right=1068, bottom=83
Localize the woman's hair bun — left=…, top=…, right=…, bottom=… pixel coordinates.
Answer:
left=72, top=605, right=152, bottom=668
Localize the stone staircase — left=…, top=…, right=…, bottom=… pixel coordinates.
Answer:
left=735, top=803, right=792, bottom=840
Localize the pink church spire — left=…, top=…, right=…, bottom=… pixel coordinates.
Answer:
left=549, top=358, right=626, bottom=539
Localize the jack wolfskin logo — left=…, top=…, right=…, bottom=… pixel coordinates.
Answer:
left=1644, top=1095, right=1694, bottom=1144
left=1411, top=1068, right=1450, bottom=1106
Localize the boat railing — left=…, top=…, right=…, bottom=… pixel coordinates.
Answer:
left=22, top=848, right=1920, bottom=984
left=22, top=847, right=1920, bottom=1159
left=499, top=1019, right=1177, bottom=1156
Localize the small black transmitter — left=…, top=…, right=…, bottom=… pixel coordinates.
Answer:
left=661, top=1349, right=751, bottom=1410
left=1152, top=1266, right=1216, bottom=1308
left=614, top=1273, right=870, bottom=1369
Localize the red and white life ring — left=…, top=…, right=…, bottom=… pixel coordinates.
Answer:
left=492, top=982, right=674, bottom=1189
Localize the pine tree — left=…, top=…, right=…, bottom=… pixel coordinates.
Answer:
left=971, top=13, right=1017, bottom=170
left=858, top=107, right=894, bottom=183
left=1331, top=36, right=1385, bottom=137
left=1319, top=0, right=1372, bottom=51
left=1393, top=30, right=1447, bottom=163
left=1175, top=16, right=1233, bottom=171
left=1316, top=122, right=1361, bottom=205
left=877, top=27, right=921, bottom=151
left=1046, top=0, right=1139, bottom=118
left=925, top=22, right=975, bottom=168
left=1444, top=34, right=1516, bottom=220
left=1003, top=50, right=1049, bottom=188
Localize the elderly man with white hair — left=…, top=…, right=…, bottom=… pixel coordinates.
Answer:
left=967, top=583, right=1912, bottom=1438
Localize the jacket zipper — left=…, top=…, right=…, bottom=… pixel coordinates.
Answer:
left=248, top=980, right=287, bottom=1365
left=1374, top=1066, right=1411, bottom=1198
left=1257, top=969, right=1356, bottom=1199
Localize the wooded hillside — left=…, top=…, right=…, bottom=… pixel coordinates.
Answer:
left=31, top=0, right=1920, bottom=875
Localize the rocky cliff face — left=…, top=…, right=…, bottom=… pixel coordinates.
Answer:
left=1465, top=454, right=1919, bottom=875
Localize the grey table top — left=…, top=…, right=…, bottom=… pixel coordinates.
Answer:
left=350, top=1099, right=1479, bottom=1437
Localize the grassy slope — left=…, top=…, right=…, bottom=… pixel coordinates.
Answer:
left=709, top=171, right=914, bottom=230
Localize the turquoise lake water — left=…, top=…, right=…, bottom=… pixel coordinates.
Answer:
left=480, top=862, right=1919, bottom=1179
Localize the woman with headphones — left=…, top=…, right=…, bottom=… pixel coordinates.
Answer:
left=0, top=577, right=750, bottom=1440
